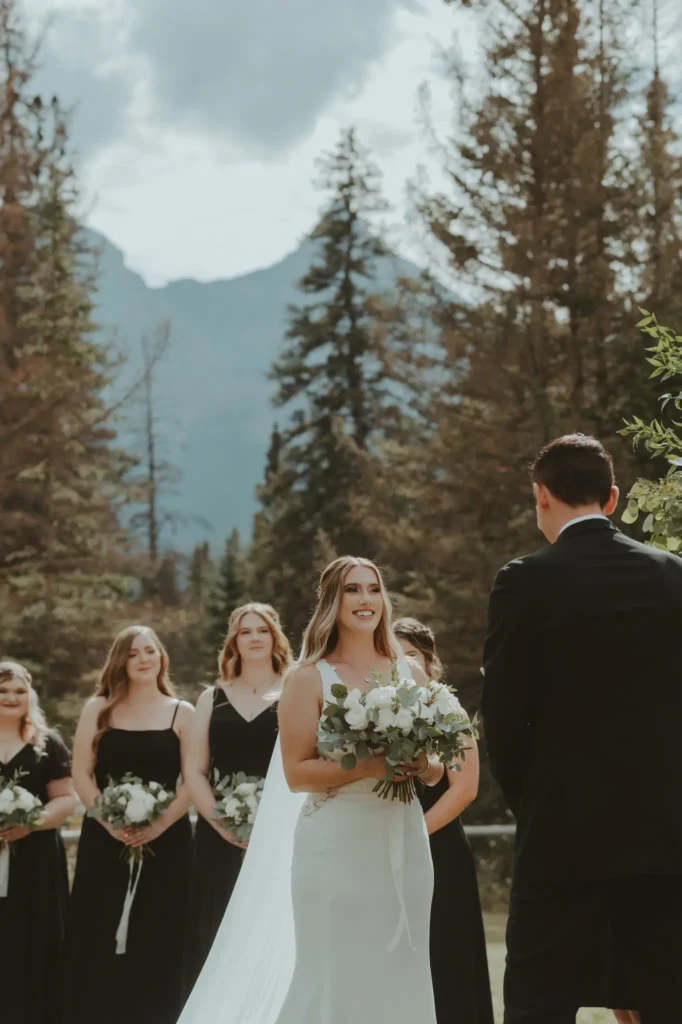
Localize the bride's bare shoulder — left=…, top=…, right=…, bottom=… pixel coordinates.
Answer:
left=283, top=663, right=321, bottom=691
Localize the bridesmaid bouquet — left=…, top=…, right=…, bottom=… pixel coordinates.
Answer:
left=211, top=770, right=264, bottom=843
left=318, top=666, right=473, bottom=803
left=0, top=769, right=44, bottom=897
left=88, top=773, right=175, bottom=954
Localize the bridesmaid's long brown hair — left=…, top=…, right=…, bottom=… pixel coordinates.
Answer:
left=92, top=625, right=174, bottom=753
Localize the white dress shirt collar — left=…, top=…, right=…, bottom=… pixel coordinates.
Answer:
left=558, top=513, right=609, bottom=536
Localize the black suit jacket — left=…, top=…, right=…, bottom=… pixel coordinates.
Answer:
left=483, top=518, right=682, bottom=887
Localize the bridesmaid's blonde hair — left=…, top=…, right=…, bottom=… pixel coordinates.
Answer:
left=299, top=556, right=402, bottom=667
left=0, top=661, right=49, bottom=755
left=218, top=603, right=292, bottom=682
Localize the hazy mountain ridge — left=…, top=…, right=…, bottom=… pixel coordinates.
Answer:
left=89, top=229, right=423, bottom=551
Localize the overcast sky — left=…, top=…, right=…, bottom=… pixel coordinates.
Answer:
left=25, top=0, right=680, bottom=288
left=23, top=0, right=477, bottom=285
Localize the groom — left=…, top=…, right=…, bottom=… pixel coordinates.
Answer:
left=483, top=434, right=682, bottom=1024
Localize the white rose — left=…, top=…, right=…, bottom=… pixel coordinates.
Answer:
left=148, top=782, right=160, bottom=791
left=234, top=782, right=258, bottom=797
left=245, top=794, right=259, bottom=814
left=419, top=701, right=436, bottom=722
left=125, top=792, right=156, bottom=824
left=343, top=688, right=364, bottom=708
left=0, top=788, right=15, bottom=813
left=365, top=686, right=395, bottom=711
left=394, top=707, right=415, bottom=735
left=118, top=796, right=127, bottom=807
left=16, top=788, right=36, bottom=812
left=344, top=704, right=369, bottom=730
left=375, top=707, right=397, bottom=733
left=221, top=797, right=241, bottom=820
left=156, top=790, right=169, bottom=803
left=247, top=810, right=255, bottom=824
left=436, top=691, right=462, bottom=717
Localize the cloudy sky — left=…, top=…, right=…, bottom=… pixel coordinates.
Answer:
left=23, top=0, right=477, bottom=286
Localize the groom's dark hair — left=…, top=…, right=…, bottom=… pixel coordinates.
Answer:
left=531, top=434, right=614, bottom=507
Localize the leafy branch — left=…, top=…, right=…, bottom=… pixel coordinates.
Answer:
left=619, top=311, right=682, bottom=551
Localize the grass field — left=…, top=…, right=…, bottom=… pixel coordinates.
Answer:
left=485, top=914, right=614, bottom=1024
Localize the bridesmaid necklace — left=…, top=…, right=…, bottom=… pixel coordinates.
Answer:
left=233, top=675, right=280, bottom=699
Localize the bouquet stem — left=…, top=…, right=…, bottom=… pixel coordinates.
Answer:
left=372, top=778, right=417, bottom=804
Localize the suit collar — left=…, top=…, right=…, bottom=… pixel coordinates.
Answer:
left=557, top=518, right=616, bottom=541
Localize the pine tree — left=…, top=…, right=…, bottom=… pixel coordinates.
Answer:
left=188, top=541, right=214, bottom=614
left=631, top=0, right=682, bottom=315
left=0, top=0, right=132, bottom=709
left=204, top=530, right=249, bottom=675
left=253, top=128, right=406, bottom=640
left=376, top=0, right=668, bottom=826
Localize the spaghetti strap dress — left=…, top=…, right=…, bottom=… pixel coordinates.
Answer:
left=67, top=701, right=192, bottom=1024
left=185, top=685, right=279, bottom=988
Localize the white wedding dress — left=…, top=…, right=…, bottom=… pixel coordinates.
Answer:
left=179, top=655, right=437, bottom=1024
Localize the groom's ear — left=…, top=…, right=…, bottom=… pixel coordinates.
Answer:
left=533, top=482, right=551, bottom=512
left=603, top=485, right=619, bottom=516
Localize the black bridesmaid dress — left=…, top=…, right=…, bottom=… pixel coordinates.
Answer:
left=0, top=733, right=71, bottom=1024
left=186, top=686, right=279, bottom=988
left=67, top=702, right=191, bottom=1024
left=420, top=772, right=495, bottom=1024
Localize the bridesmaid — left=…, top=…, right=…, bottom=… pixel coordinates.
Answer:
left=394, top=618, right=494, bottom=1024
left=184, top=602, right=292, bottom=985
left=67, top=626, right=194, bottom=1024
left=0, top=661, right=76, bottom=1024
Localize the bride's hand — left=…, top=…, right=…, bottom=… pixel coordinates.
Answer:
left=360, top=754, right=390, bottom=781
left=398, top=752, right=428, bottom=778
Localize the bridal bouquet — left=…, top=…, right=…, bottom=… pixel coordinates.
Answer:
left=88, top=773, right=175, bottom=954
left=0, top=769, right=44, bottom=897
left=318, top=667, right=472, bottom=803
left=212, top=770, right=264, bottom=843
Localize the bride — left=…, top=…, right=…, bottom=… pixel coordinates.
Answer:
left=180, top=555, right=441, bottom=1023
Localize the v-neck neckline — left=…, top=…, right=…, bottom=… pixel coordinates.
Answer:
left=0, top=742, right=29, bottom=770
left=218, top=685, right=279, bottom=725
left=320, top=658, right=405, bottom=694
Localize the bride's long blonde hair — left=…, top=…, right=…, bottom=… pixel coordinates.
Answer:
left=299, top=556, right=402, bottom=667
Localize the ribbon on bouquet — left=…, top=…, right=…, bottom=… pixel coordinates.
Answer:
left=386, top=804, right=415, bottom=953
left=115, top=854, right=144, bottom=954
left=0, top=842, right=9, bottom=898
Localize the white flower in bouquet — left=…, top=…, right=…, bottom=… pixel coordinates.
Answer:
left=318, top=665, right=474, bottom=803
left=234, top=781, right=258, bottom=798
left=88, top=773, right=174, bottom=844
left=343, top=689, right=369, bottom=729
left=125, top=793, right=157, bottom=824
left=212, top=771, right=265, bottom=843
left=364, top=686, right=395, bottom=711
left=16, top=788, right=40, bottom=812
left=0, top=788, right=15, bottom=813
left=0, top=769, right=44, bottom=898
left=220, top=796, right=241, bottom=819
left=394, top=707, right=415, bottom=734
left=376, top=706, right=397, bottom=733
left=86, top=772, right=176, bottom=955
